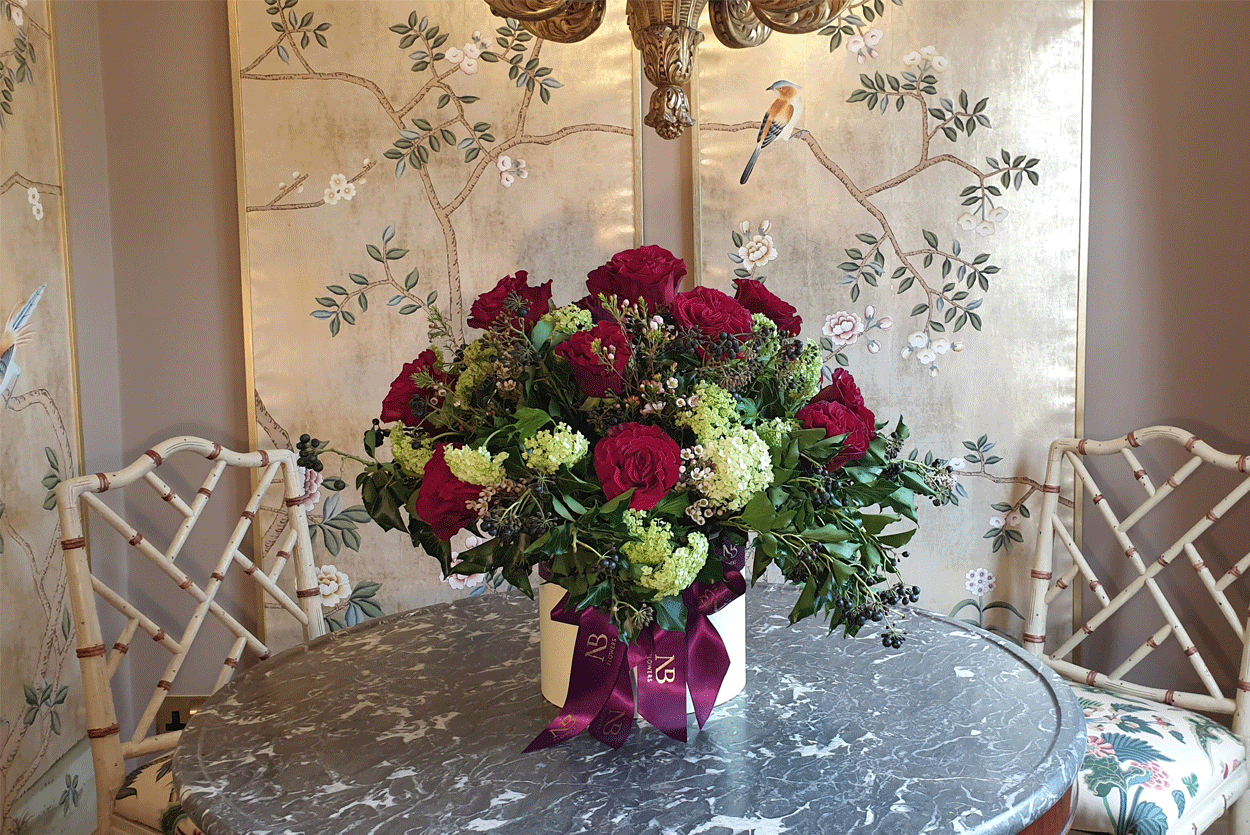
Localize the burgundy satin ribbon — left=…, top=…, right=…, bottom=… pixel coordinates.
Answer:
left=628, top=625, right=689, bottom=742
left=525, top=594, right=633, bottom=752
left=529, top=542, right=746, bottom=750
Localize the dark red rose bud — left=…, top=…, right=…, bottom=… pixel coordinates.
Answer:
left=581, top=245, right=686, bottom=319
left=468, top=270, right=552, bottom=332
left=733, top=278, right=802, bottom=336
left=554, top=321, right=632, bottom=398
left=414, top=445, right=483, bottom=541
left=380, top=349, right=452, bottom=429
left=593, top=422, right=682, bottom=511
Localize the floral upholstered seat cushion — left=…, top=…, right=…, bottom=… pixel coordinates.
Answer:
left=113, top=753, right=203, bottom=835
left=1072, top=681, right=1246, bottom=835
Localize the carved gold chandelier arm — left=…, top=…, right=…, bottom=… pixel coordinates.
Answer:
left=707, top=0, right=773, bottom=49
left=480, top=0, right=852, bottom=138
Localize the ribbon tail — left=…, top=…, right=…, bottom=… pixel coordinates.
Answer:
left=525, top=604, right=623, bottom=752
left=588, top=652, right=635, bottom=749
left=632, top=626, right=689, bottom=743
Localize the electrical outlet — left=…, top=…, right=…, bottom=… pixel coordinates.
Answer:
left=155, top=695, right=209, bottom=734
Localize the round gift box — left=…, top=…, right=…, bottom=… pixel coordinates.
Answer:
left=538, top=581, right=746, bottom=713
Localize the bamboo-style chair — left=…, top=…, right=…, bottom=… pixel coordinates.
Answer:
left=55, top=437, right=326, bottom=835
left=1025, top=426, right=1250, bottom=835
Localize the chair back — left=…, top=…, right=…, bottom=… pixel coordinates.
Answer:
left=54, top=437, right=326, bottom=831
left=1025, top=426, right=1250, bottom=724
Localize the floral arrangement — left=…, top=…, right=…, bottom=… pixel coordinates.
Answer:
left=299, top=245, right=954, bottom=745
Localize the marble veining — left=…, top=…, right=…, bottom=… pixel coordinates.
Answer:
left=174, top=586, right=1085, bottom=835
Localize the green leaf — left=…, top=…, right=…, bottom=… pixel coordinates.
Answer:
left=654, top=596, right=688, bottom=632
left=513, top=407, right=552, bottom=439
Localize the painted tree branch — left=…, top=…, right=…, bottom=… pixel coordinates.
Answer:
left=1, top=173, right=61, bottom=196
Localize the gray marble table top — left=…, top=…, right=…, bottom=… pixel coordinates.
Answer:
left=174, top=585, right=1085, bottom=835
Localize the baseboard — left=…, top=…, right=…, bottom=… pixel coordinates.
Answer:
left=10, top=739, right=96, bottom=835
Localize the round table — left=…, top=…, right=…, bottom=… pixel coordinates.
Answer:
left=174, top=585, right=1085, bottom=835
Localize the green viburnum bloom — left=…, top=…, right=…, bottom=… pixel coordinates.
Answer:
left=454, top=338, right=499, bottom=405
left=751, top=312, right=781, bottom=361
left=638, top=531, right=708, bottom=599
left=522, top=423, right=589, bottom=474
left=676, top=381, right=739, bottom=441
left=539, top=304, right=593, bottom=335
left=688, top=425, right=773, bottom=512
left=754, top=417, right=797, bottom=452
left=444, top=444, right=508, bottom=487
left=784, top=340, right=823, bottom=405
left=389, top=431, right=435, bottom=479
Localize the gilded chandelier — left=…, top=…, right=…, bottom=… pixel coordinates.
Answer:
left=482, top=0, right=852, bottom=138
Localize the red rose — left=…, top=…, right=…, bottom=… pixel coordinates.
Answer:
left=380, top=349, right=451, bottom=429
left=733, top=278, right=802, bottom=336
left=414, top=445, right=483, bottom=541
left=795, top=377, right=875, bottom=470
left=812, top=368, right=867, bottom=414
left=670, top=286, right=754, bottom=356
left=467, top=270, right=552, bottom=332
left=554, top=321, right=632, bottom=398
left=593, top=423, right=681, bottom=511
left=581, top=245, right=686, bottom=319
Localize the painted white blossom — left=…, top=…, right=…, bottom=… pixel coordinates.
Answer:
left=847, top=35, right=865, bottom=53
left=460, top=57, right=478, bottom=75
left=866, top=340, right=881, bottom=354
left=878, top=317, right=893, bottom=329
left=920, top=45, right=938, bottom=59
left=739, top=233, right=778, bottom=269
left=965, top=567, right=996, bottom=596
left=329, top=173, right=348, bottom=190
left=931, top=337, right=951, bottom=354
left=515, top=159, right=528, bottom=178
left=316, top=564, right=351, bottom=607
left=445, top=46, right=464, bottom=64
left=500, top=171, right=515, bottom=188
left=988, top=516, right=1005, bottom=529
left=1006, top=511, right=1024, bottom=527
left=916, top=347, right=936, bottom=364
left=447, top=536, right=487, bottom=590
left=902, top=51, right=921, bottom=66
left=339, top=182, right=356, bottom=201
left=26, top=186, right=39, bottom=204
left=957, top=211, right=978, bottom=231
left=932, top=55, right=950, bottom=72
left=11, top=6, right=22, bottom=27
left=907, top=331, right=928, bottom=349
left=31, top=202, right=43, bottom=220
left=497, top=155, right=512, bottom=172
left=989, top=205, right=1009, bottom=223
left=975, top=220, right=996, bottom=237
left=463, top=42, right=481, bottom=60
left=864, top=28, right=883, bottom=47
left=946, top=458, right=967, bottom=471
left=323, top=188, right=340, bottom=205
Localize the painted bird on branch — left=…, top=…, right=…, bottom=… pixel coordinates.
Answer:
left=740, top=80, right=804, bottom=185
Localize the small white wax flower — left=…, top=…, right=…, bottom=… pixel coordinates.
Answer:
left=957, top=212, right=978, bottom=231
left=445, top=46, right=464, bottom=64
left=497, top=155, right=512, bottom=172
left=902, top=51, right=921, bottom=66
left=26, top=186, right=39, bottom=204
left=965, top=567, right=996, bottom=596
left=907, top=331, right=928, bottom=348
left=975, top=220, right=996, bottom=237
left=989, top=205, right=1009, bottom=223
left=864, top=28, right=883, bottom=47
left=932, top=55, right=950, bottom=72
